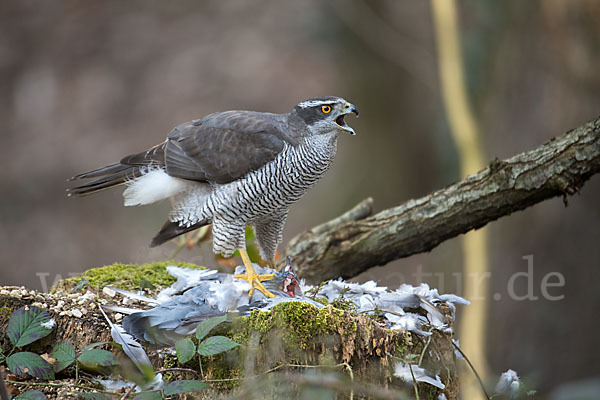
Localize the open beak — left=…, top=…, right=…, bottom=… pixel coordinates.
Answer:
left=336, top=102, right=359, bottom=135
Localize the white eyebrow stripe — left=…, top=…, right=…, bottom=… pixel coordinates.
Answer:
left=297, top=99, right=338, bottom=108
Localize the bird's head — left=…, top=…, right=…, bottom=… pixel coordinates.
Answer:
left=263, top=257, right=303, bottom=298
left=293, top=96, right=359, bottom=136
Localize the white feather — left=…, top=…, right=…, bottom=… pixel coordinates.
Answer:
left=123, top=169, right=189, bottom=206
left=394, top=362, right=445, bottom=389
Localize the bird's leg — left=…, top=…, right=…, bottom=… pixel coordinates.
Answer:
left=234, top=248, right=275, bottom=299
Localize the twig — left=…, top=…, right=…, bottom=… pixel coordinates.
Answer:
left=341, top=362, right=354, bottom=400
left=452, top=341, right=492, bottom=400
left=0, top=372, right=9, bottom=400
left=205, top=362, right=354, bottom=384
left=262, top=362, right=348, bottom=375
left=120, top=384, right=136, bottom=400
left=155, top=367, right=200, bottom=376
left=408, top=363, right=420, bottom=400
left=198, top=356, right=204, bottom=378
left=418, top=335, right=433, bottom=367
left=4, top=380, right=111, bottom=394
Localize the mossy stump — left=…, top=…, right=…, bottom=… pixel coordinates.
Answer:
left=0, top=262, right=459, bottom=399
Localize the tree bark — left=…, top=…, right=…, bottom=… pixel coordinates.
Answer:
left=285, top=116, right=600, bottom=284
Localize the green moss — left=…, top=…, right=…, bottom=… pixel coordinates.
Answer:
left=330, top=298, right=358, bottom=311
left=313, top=297, right=330, bottom=306
left=0, top=306, right=11, bottom=319
left=394, top=332, right=411, bottom=358
left=232, top=302, right=357, bottom=352
left=161, top=353, right=178, bottom=382
left=55, top=260, right=204, bottom=291
left=203, top=353, right=242, bottom=390
left=426, top=388, right=440, bottom=400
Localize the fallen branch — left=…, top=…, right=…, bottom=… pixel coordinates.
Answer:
left=285, top=116, right=600, bottom=283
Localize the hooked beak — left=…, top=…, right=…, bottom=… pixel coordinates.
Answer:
left=336, top=102, right=359, bottom=135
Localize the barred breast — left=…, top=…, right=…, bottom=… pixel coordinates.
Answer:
left=170, top=132, right=339, bottom=259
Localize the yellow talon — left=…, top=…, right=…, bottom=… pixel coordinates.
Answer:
left=234, top=248, right=276, bottom=299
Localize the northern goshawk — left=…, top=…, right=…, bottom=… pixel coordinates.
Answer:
left=68, top=96, right=358, bottom=298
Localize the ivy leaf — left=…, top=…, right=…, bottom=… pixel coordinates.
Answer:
left=133, top=392, right=163, bottom=400
left=8, top=306, right=55, bottom=347
left=77, top=349, right=119, bottom=374
left=14, top=390, right=47, bottom=400
left=163, top=380, right=210, bottom=396
left=50, top=340, right=76, bottom=372
left=197, top=336, right=239, bottom=357
left=195, top=315, right=227, bottom=341
left=175, top=338, right=196, bottom=364
left=6, top=352, right=55, bottom=380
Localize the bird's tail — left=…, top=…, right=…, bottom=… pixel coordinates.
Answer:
left=67, top=163, right=144, bottom=196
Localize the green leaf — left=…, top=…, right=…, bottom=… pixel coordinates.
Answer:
left=8, top=306, right=55, bottom=347
left=197, top=336, right=239, bottom=357
left=139, top=279, right=155, bottom=291
left=77, top=349, right=119, bottom=373
left=163, top=380, right=210, bottom=396
left=14, top=390, right=47, bottom=400
left=175, top=338, right=196, bottom=364
left=133, top=391, right=162, bottom=400
left=195, top=315, right=227, bottom=341
left=82, top=342, right=112, bottom=351
left=6, top=352, right=55, bottom=380
left=50, top=340, right=76, bottom=372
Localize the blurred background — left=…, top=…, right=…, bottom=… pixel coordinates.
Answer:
left=1, top=0, right=599, bottom=398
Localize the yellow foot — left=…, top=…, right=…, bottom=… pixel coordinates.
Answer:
left=234, top=248, right=275, bottom=299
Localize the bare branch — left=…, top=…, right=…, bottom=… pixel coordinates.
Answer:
left=285, top=116, right=600, bottom=283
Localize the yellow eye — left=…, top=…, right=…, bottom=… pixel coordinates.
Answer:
left=321, top=105, right=331, bottom=113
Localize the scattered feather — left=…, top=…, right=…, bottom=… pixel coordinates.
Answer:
left=112, top=265, right=467, bottom=345
left=394, top=362, right=445, bottom=389
left=41, top=318, right=56, bottom=330
left=495, top=369, right=520, bottom=398
left=105, top=286, right=159, bottom=306
left=98, top=306, right=157, bottom=389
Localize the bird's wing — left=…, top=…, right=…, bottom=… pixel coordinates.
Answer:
left=163, top=111, right=287, bottom=184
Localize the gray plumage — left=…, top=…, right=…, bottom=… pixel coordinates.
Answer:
left=120, top=263, right=308, bottom=345
left=108, top=263, right=468, bottom=346
left=68, top=96, right=358, bottom=261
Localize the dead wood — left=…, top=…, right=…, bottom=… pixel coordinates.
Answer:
left=285, top=116, right=600, bottom=283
